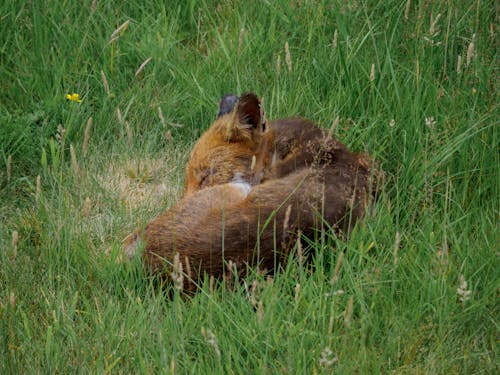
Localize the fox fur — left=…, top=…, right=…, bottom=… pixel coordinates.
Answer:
left=124, top=92, right=383, bottom=290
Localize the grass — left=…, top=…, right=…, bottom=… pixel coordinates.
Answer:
left=0, top=0, right=498, bottom=373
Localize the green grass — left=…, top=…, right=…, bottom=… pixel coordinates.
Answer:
left=1, top=0, right=498, bottom=373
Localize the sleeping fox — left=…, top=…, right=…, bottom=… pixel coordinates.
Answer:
left=124, top=92, right=383, bottom=290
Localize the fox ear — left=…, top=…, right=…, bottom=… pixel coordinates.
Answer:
left=236, top=93, right=261, bottom=129
left=217, top=93, right=239, bottom=118
left=225, top=92, right=264, bottom=141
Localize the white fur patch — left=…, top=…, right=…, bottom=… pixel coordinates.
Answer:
left=230, top=173, right=252, bottom=196
left=231, top=181, right=252, bottom=197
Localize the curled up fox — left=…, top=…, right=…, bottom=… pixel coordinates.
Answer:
left=124, top=93, right=383, bottom=291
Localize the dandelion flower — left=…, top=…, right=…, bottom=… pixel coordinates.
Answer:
left=66, top=93, right=82, bottom=103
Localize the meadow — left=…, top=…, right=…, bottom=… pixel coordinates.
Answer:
left=1, top=0, right=498, bottom=373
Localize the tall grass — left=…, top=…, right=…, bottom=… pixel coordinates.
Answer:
left=1, top=0, right=498, bottom=373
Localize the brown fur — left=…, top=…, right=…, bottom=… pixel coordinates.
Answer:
left=123, top=183, right=250, bottom=259
left=135, top=150, right=375, bottom=291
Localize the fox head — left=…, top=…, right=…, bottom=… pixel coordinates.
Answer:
left=185, top=93, right=272, bottom=195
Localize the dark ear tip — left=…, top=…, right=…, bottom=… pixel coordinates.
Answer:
left=217, top=93, right=239, bottom=118
left=237, top=92, right=261, bottom=127
left=239, top=92, right=260, bottom=105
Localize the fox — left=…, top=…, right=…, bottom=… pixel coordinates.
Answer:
left=184, top=92, right=338, bottom=195
left=123, top=92, right=383, bottom=290
left=125, top=142, right=378, bottom=291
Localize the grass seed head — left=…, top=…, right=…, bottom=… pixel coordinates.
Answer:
left=429, top=13, right=441, bottom=36
left=393, top=231, right=401, bottom=266
left=165, top=130, right=172, bottom=143
left=404, top=0, right=411, bottom=20
left=109, top=20, right=130, bottom=44
left=250, top=155, right=256, bottom=171
left=283, top=204, right=292, bottom=234
left=285, top=42, right=292, bottom=72
left=56, top=125, right=66, bottom=143
left=82, top=197, right=91, bottom=218
left=90, top=0, right=98, bottom=14
left=225, top=260, right=236, bottom=285
left=125, top=121, right=133, bottom=147
left=249, top=279, right=261, bottom=307
left=238, top=28, right=244, bottom=55
left=36, top=175, right=41, bottom=203
left=12, top=230, right=18, bottom=259
left=201, top=328, right=221, bottom=359
left=9, top=292, right=16, bottom=309
left=171, top=253, right=184, bottom=291
left=170, top=358, right=175, bottom=374
left=457, top=275, right=472, bottom=303
left=294, top=283, right=300, bottom=304
left=331, top=251, right=344, bottom=286
left=82, top=117, right=93, bottom=157
left=158, top=106, right=166, bottom=128
left=344, top=296, right=354, bottom=329
left=7, top=154, right=12, bottom=183
left=101, top=70, right=110, bottom=96
left=325, top=116, right=339, bottom=144
left=456, top=55, right=462, bottom=74
left=370, top=63, right=375, bottom=82
left=70, top=144, right=79, bottom=176
left=296, top=230, right=304, bottom=266
left=116, top=107, right=123, bottom=124
left=184, top=256, right=192, bottom=281
left=209, top=275, right=215, bottom=294
left=319, top=347, right=338, bottom=368
left=466, top=35, right=475, bottom=67
left=135, top=57, right=152, bottom=77
left=425, top=116, right=436, bottom=129
left=257, top=300, right=264, bottom=323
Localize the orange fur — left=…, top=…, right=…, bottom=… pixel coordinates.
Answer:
left=185, top=93, right=272, bottom=194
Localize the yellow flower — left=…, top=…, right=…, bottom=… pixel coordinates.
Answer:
left=66, top=93, right=82, bottom=103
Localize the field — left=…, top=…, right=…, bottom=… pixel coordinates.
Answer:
left=1, top=0, right=498, bottom=373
